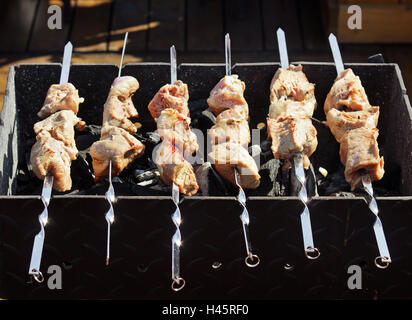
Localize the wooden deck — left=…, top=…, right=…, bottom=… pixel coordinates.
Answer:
left=0, top=0, right=411, bottom=108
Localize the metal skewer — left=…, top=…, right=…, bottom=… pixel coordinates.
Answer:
left=277, top=28, right=320, bottom=259
left=225, top=33, right=260, bottom=268
left=28, top=41, right=73, bottom=282
left=169, top=45, right=185, bottom=291
left=328, top=33, right=391, bottom=269
left=105, top=32, right=129, bottom=266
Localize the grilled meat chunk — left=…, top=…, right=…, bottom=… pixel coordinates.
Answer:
left=90, top=125, right=145, bottom=182
left=324, top=68, right=371, bottom=114
left=148, top=79, right=199, bottom=196
left=270, top=64, right=315, bottom=103
left=207, top=75, right=249, bottom=118
left=102, top=76, right=140, bottom=133
left=324, top=68, right=384, bottom=190
left=267, top=116, right=317, bottom=170
left=155, top=141, right=199, bottom=196
left=339, top=127, right=384, bottom=190
left=269, top=98, right=315, bottom=120
left=206, top=75, right=260, bottom=190
left=33, top=110, right=83, bottom=147
left=148, top=80, right=190, bottom=120
left=90, top=76, right=145, bottom=181
left=31, top=131, right=76, bottom=192
left=326, top=107, right=379, bottom=143
left=30, top=110, right=82, bottom=192
left=157, top=108, right=199, bottom=157
left=38, top=83, right=84, bottom=119
left=208, top=142, right=260, bottom=189
left=267, top=65, right=318, bottom=168
left=208, top=107, right=250, bottom=147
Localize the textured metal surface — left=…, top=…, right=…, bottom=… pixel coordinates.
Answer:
left=0, top=196, right=412, bottom=299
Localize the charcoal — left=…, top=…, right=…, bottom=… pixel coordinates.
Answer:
left=143, top=131, right=161, bottom=145
left=196, top=162, right=236, bottom=196
left=317, top=166, right=351, bottom=196
left=247, top=158, right=289, bottom=197
left=134, top=169, right=160, bottom=182
left=16, top=169, right=29, bottom=183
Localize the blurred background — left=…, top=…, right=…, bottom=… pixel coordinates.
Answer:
left=0, top=0, right=411, bottom=108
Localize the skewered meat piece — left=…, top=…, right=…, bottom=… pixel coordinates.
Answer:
left=148, top=80, right=190, bottom=120
left=31, top=110, right=83, bottom=192
left=157, top=108, right=199, bottom=157
left=267, top=65, right=318, bottom=169
left=324, top=68, right=384, bottom=190
left=38, top=83, right=84, bottom=119
left=31, top=131, right=77, bottom=192
left=267, top=116, right=317, bottom=170
left=207, top=75, right=249, bottom=119
left=90, top=125, right=145, bottom=182
left=326, top=107, right=379, bottom=143
left=148, top=79, right=199, bottom=196
left=33, top=110, right=84, bottom=145
left=103, top=76, right=140, bottom=133
left=339, top=127, right=384, bottom=189
left=90, top=76, right=145, bottom=181
left=269, top=99, right=315, bottom=120
left=155, top=141, right=199, bottom=196
left=324, top=69, right=370, bottom=114
left=209, top=107, right=250, bottom=147
left=207, top=75, right=260, bottom=189
left=270, top=64, right=315, bottom=103
left=208, top=142, right=260, bottom=189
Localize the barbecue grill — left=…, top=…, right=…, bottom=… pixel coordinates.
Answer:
left=0, top=59, right=411, bottom=299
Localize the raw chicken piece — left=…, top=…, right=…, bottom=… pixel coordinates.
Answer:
left=339, top=127, right=384, bottom=190
left=267, top=116, right=317, bottom=170
left=208, top=108, right=250, bottom=147
left=326, top=107, right=379, bottom=143
left=148, top=80, right=190, bottom=120
left=154, top=141, right=199, bottom=196
left=207, top=75, right=249, bottom=118
left=270, top=65, right=315, bottom=103
left=102, top=76, right=140, bottom=133
left=324, top=69, right=371, bottom=115
left=208, top=142, right=261, bottom=189
left=90, top=125, right=145, bottom=182
left=30, top=131, right=77, bottom=192
left=38, top=83, right=84, bottom=119
left=157, top=108, right=199, bottom=157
